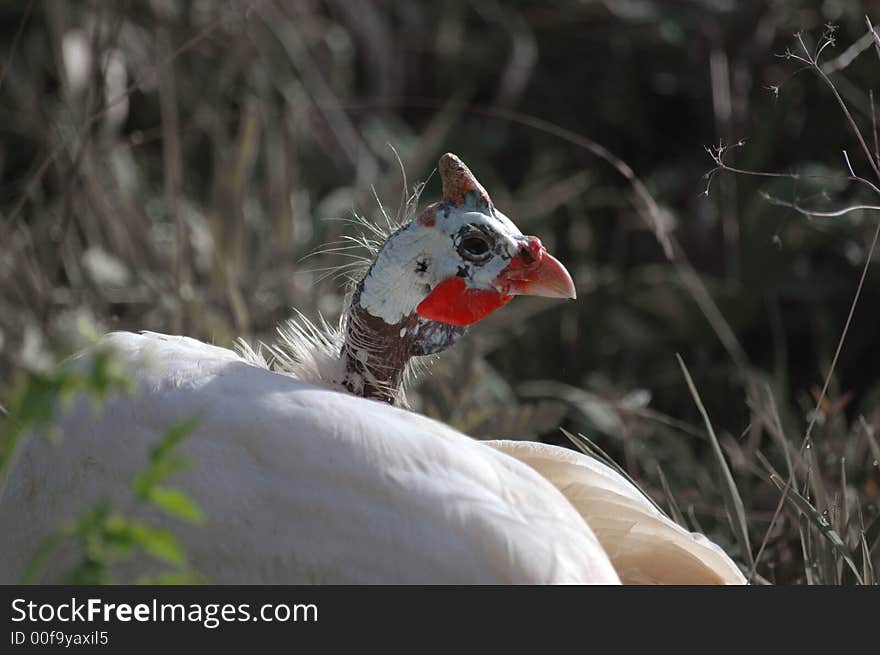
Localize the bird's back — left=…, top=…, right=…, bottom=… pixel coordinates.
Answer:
left=1, top=331, right=620, bottom=584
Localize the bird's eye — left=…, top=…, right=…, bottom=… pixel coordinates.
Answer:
left=458, top=235, right=492, bottom=262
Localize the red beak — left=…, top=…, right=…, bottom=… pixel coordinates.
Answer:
left=496, top=237, right=577, bottom=300
left=415, top=236, right=576, bottom=327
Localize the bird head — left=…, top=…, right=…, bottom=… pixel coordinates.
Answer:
left=340, top=153, right=576, bottom=402
left=356, top=153, right=576, bottom=330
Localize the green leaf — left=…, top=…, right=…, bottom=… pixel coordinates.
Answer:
left=138, top=570, right=207, bottom=585
left=147, top=487, right=204, bottom=523
left=134, top=456, right=189, bottom=498
left=134, top=417, right=200, bottom=499
left=150, top=417, right=201, bottom=465
left=126, top=522, right=188, bottom=568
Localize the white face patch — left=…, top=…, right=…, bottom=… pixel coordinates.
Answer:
left=358, top=204, right=525, bottom=324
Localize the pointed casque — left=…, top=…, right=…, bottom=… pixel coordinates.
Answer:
left=439, top=153, right=492, bottom=209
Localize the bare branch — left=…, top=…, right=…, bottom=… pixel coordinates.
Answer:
left=843, top=150, right=856, bottom=178
left=760, top=192, right=880, bottom=218
left=821, top=20, right=880, bottom=73
left=704, top=140, right=880, bottom=197
left=708, top=31, right=880, bottom=569
left=815, top=24, right=838, bottom=62
left=814, top=65, right=880, bottom=180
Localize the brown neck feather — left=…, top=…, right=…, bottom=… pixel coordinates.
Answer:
left=341, top=284, right=466, bottom=404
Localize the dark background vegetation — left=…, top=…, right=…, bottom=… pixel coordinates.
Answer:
left=2, top=0, right=879, bottom=584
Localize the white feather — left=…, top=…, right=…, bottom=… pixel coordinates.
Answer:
left=485, top=441, right=747, bottom=584
left=0, top=332, right=621, bottom=584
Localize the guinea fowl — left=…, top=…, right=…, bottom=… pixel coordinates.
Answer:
left=0, top=154, right=746, bottom=585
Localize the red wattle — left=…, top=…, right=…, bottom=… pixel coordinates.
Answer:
left=416, top=277, right=513, bottom=326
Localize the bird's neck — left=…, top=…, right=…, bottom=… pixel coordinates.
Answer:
left=341, top=282, right=466, bottom=404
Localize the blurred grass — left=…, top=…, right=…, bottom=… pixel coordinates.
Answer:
left=1, top=0, right=879, bottom=583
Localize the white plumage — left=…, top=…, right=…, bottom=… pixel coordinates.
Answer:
left=0, top=153, right=747, bottom=584
left=1, top=332, right=619, bottom=584
left=1, top=332, right=743, bottom=584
